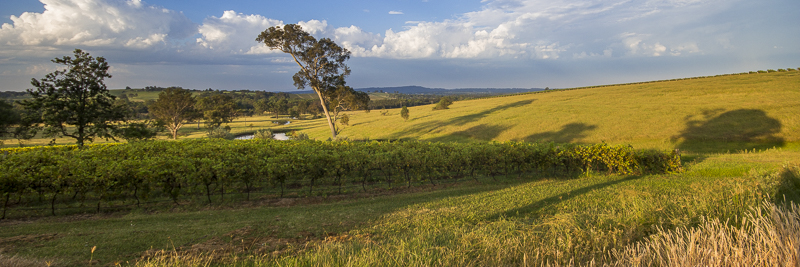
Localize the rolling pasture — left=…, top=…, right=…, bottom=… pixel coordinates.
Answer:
left=310, top=71, right=799, bottom=153
left=1, top=70, right=799, bottom=266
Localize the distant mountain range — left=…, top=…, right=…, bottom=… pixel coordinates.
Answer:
left=286, top=85, right=543, bottom=95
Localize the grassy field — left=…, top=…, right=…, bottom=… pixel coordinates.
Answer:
left=305, top=71, right=800, bottom=153
left=1, top=70, right=800, bottom=266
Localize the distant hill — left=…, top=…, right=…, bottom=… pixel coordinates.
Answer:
left=296, top=71, right=800, bottom=153
left=285, top=86, right=543, bottom=95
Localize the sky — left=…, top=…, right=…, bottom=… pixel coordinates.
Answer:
left=0, top=0, right=798, bottom=92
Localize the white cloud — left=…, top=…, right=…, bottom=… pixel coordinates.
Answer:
left=196, top=10, right=282, bottom=54
left=389, top=11, right=404, bottom=15
left=297, top=20, right=329, bottom=35
left=0, top=0, right=195, bottom=49
left=0, top=0, right=754, bottom=66
left=270, top=58, right=295, bottom=64
left=313, top=0, right=720, bottom=59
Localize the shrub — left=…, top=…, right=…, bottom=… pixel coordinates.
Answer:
left=758, top=70, right=767, bottom=73
left=767, top=69, right=776, bottom=73
left=432, top=97, right=453, bottom=110
left=207, top=127, right=233, bottom=139
left=400, top=106, right=409, bottom=121
left=339, top=114, right=350, bottom=126
left=778, top=69, right=787, bottom=72
left=292, top=132, right=310, bottom=141
left=253, top=129, right=274, bottom=140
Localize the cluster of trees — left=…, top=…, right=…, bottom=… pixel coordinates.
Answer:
left=1, top=25, right=371, bottom=146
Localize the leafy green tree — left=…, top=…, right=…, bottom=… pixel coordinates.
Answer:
left=432, top=96, right=454, bottom=110
left=289, top=106, right=301, bottom=119
left=118, top=120, right=163, bottom=142
left=149, top=87, right=199, bottom=140
left=0, top=100, right=20, bottom=144
left=256, top=24, right=369, bottom=138
left=254, top=98, right=270, bottom=115
left=269, top=98, right=289, bottom=119
left=20, top=49, right=127, bottom=147
left=400, top=106, right=410, bottom=121
left=197, top=94, right=237, bottom=130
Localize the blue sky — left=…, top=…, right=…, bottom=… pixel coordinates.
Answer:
left=1, top=0, right=798, bottom=91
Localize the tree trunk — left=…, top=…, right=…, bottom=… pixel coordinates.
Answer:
left=312, top=87, right=337, bottom=138
left=50, top=191, right=58, bottom=216
left=2, top=193, right=10, bottom=220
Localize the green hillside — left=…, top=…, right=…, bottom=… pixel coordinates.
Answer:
left=301, top=71, right=800, bottom=153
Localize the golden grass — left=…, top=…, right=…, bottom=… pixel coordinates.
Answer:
left=609, top=200, right=800, bottom=266
left=299, top=71, right=800, bottom=152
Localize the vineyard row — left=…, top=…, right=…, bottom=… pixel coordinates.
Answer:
left=0, top=139, right=682, bottom=218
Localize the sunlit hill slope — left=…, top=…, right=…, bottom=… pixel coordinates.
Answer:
left=303, top=70, right=800, bottom=153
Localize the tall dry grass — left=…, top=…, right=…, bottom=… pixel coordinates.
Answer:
left=608, top=200, right=800, bottom=267
left=0, top=251, right=57, bottom=267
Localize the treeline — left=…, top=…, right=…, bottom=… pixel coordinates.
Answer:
left=369, top=93, right=482, bottom=110
left=0, top=87, right=335, bottom=144
left=0, top=139, right=682, bottom=218
left=119, top=86, right=326, bottom=119
left=0, top=91, right=28, bottom=99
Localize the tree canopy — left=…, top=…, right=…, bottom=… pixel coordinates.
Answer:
left=0, top=100, right=20, bottom=144
left=20, top=49, right=127, bottom=147
left=149, top=87, right=199, bottom=140
left=196, top=94, right=237, bottom=130
left=256, top=24, right=369, bottom=138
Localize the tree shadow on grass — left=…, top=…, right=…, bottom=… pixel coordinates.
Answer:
left=448, top=100, right=534, bottom=126
left=523, top=123, right=597, bottom=143
left=776, top=167, right=800, bottom=205
left=674, top=109, right=784, bottom=153
left=427, top=124, right=512, bottom=142
left=488, top=175, right=642, bottom=220
left=387, top=100, right=534, bottom=141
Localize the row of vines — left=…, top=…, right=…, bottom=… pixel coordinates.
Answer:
left=0, top=139, right=682, bottom=219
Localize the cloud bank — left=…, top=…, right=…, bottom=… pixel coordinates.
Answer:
left=0, top=0, right=195, bottom=49
left=0, top=0, right=736, bottom=61
left=0, top=0, right=797, bottom=91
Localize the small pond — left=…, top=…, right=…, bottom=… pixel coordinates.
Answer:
left=234, top=132, right=289, bottom=141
